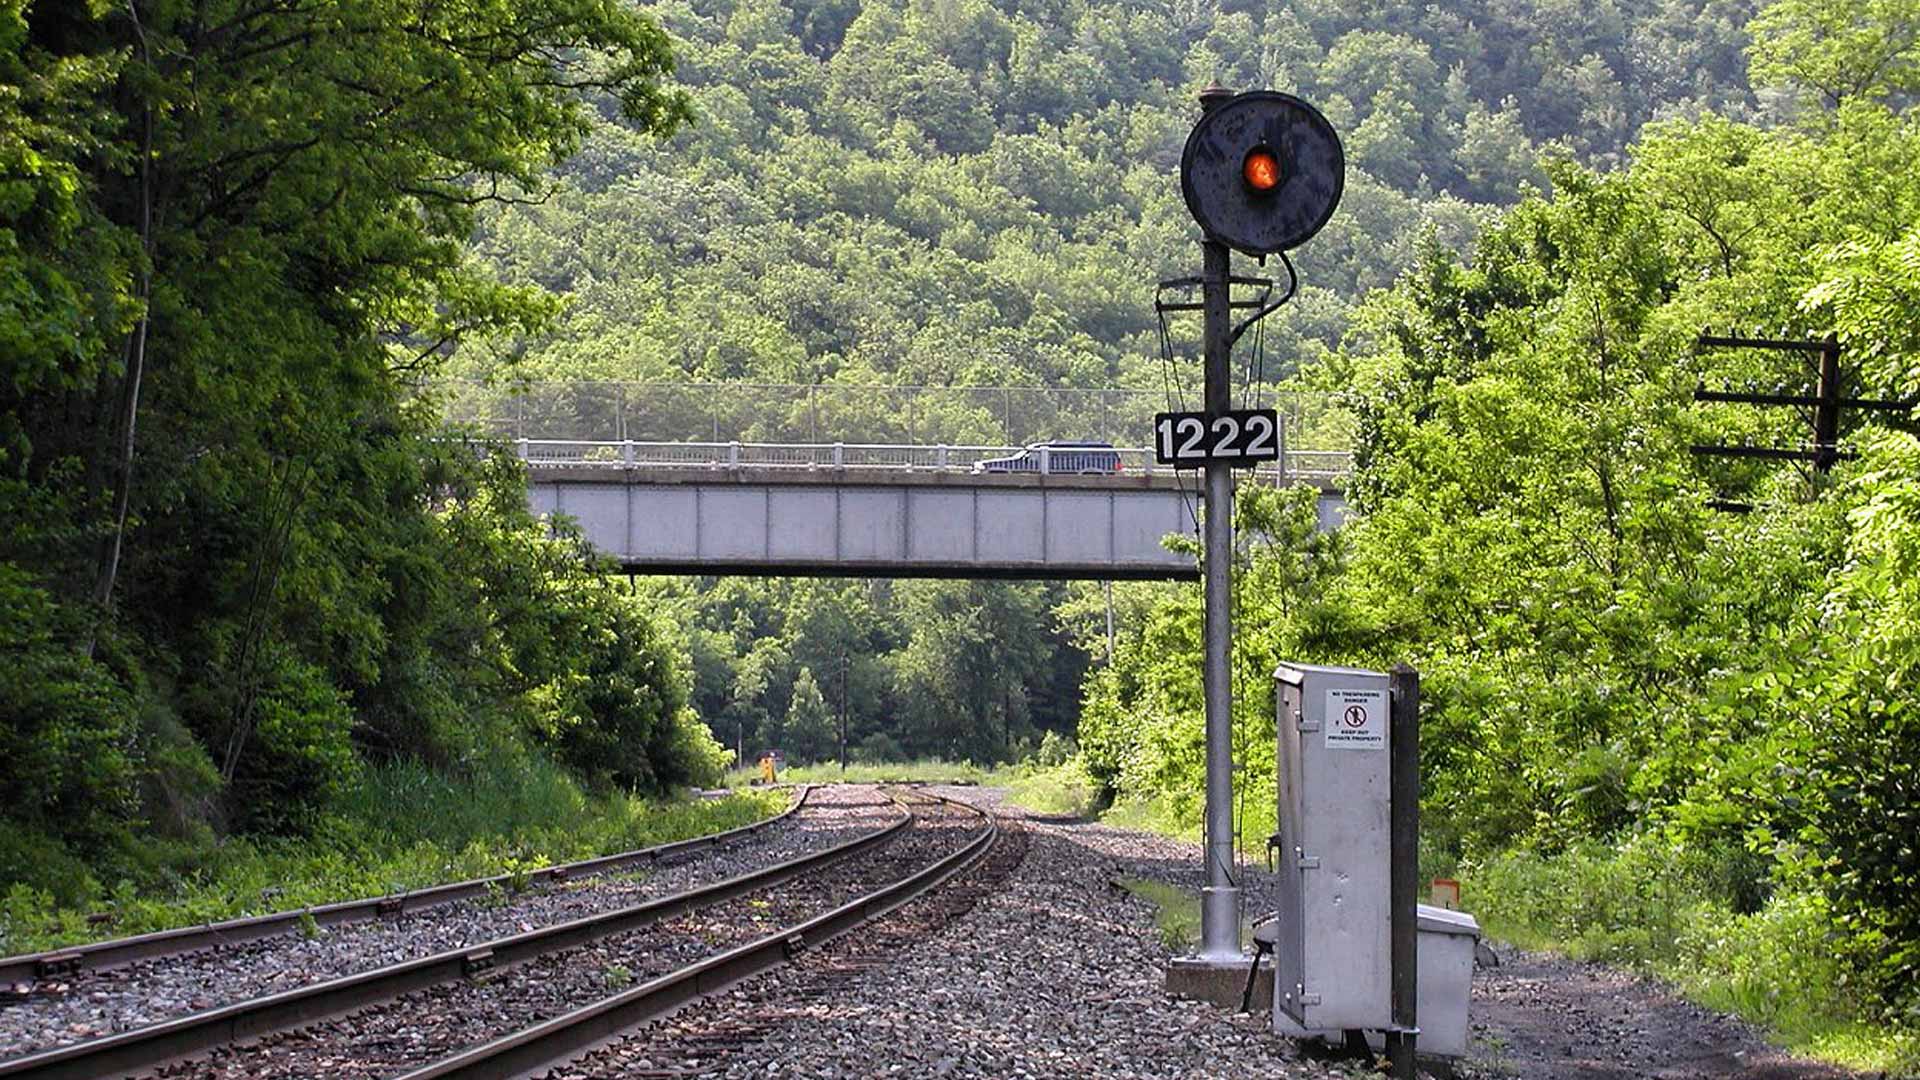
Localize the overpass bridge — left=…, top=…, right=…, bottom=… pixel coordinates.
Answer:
left=522, top=439, right=1347, bottom=580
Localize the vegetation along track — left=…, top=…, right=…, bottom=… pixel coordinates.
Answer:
left=0, top=786, right=991, bottom=1079
left=0, top=788, right=868, bottom=1063
left=0, top=788, right=815, bottom=993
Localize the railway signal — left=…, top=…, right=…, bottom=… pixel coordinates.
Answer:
left=1179, top=89, right=1344, bottom=257
left=1160, top=86, right=1345, bottom=1002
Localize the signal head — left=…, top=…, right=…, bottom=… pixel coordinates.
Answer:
left=1180, top=91, right=1344, bottom=256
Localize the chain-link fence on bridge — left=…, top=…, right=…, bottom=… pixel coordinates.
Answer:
left=440, top=382, right=1354, bottom=453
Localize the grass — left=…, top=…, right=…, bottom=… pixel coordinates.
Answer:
left=1466, top=841, right=1920, bottom=1077
left=1100, top=791, right=1280, bottom=858
left=998, top=759, right=1101, bottom=817
left=734, top=755, right=1102, bottom=818
left=1101, top=795, right=1200, bottom=841
left=1114, top=877, right=1255, bottom=952
left=0, top=758, right=786, bottom=957
left=1118, top=877, right=1204, bottom=951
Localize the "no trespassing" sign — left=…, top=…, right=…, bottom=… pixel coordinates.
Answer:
left=1325, top=687, right=1387, bottom=750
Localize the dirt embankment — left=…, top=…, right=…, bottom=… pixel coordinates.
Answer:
left=1462, top=946, right=1877, bottom=1080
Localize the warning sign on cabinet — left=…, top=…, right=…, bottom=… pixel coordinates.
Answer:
left=1325, top=687, right=1387, bottom=750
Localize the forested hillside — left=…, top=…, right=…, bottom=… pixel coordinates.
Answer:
left=454, top=0, right=1776, bottom=782
left=643, top=577, right=1090, bottom=764
left=458, top=0, right=1760, bottom=389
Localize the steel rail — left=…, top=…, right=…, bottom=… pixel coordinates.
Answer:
left=0, top=787, right=813, bottom=985
left=392, top=789, right=998, bottom=1080
left=0, top=789, right=909, bottom=1080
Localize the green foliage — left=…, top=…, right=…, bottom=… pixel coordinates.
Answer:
left=782, top=666, right=837, bottom=764
left=0, top=566, right=139, bottom=847
left=1468, top=842, right=1919, bottom=1073
left=1470, top=836, right=1704, bottom=964
left=229, top=649, right=362, bottom=835
left=0, top=0, right=716, bottom=910
left=999, top=753, right=1100, bottom=818
left=1748, top=0, right=1920, bottom=110
left=537, top=587, right=730, bottom=791
left=760, top=757, right=993, bottom=784
left=0, top=760, right=783, bottom=956
left=451, top=0, right=1763, bottom=395
left=651, top=575, right=1085, bottom=768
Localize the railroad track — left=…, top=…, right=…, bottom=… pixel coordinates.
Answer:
left=579, top=796, right=1030, bottom=1080
left=0, top=787, right=816, bottom=989
left=0, top=785, right=999, bottom=1080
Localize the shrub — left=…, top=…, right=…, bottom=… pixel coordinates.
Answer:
left=226, top=649, right=361, bottom=835
left=0, top=567, right=141, bottom=852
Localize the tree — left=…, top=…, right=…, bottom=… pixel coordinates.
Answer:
left=0, top=0, right=701, bottom=872
left=1748, top=0, right=1920, bottom=109
left=1454, top=100, right=1542, bottom=201
left=783, top=666, right=836, bottom=763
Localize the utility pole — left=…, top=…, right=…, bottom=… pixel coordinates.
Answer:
left=1103, top=580, right=1115, bottom=665
left=1004, top=684, right=1014, bottom=760
left=838, top=652, right=849, bottom=773
left=1814, top=335, right=1842, bottom=471
left=1692, top=332, right=1916, bottom=506
left=1387, top=663, right=1422, bottom=1080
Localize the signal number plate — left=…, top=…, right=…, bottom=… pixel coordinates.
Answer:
left=1153, top=409, right=1280, bottom=467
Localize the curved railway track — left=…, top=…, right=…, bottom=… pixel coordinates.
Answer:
left=0, top=785, right=1002, bottom=1080
left=576, top=794, right=1029, bottom=1080
left=0, top=787, right=816, bottom=988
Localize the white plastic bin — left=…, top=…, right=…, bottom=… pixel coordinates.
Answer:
left=1415, top=903, right=1480, bottom=1057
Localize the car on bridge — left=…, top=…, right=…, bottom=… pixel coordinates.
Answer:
left=972, top=441, right=1123, bottom=474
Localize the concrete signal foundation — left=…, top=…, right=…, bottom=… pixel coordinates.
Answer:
left=1165, top=954, right=1273, bottom=1012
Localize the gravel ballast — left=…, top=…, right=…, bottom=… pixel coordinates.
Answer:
left=7, top=784, right=1867, bottom=1079
left=0, top=786, right=892, bottom=1059
left=182, top=791, right=985, bottom=1080
left=575, top=787, right=1317, bottom=1079
left=564, top=787, right=1867, bottom=1080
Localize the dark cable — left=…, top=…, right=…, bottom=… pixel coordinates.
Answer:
left=1155, top=288, right=1202, bottom=534
left=1230, top=251, right=1297, bottom=348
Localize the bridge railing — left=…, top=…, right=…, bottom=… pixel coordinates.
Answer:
left=442, top=381, right=1356, bottom=457
left=513, top=440, right=1351, bottom=483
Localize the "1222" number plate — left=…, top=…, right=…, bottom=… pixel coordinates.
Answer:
left=1152, top=409, right=1280, bottom=467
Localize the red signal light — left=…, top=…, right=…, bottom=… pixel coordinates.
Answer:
left=1242, top=147, right=1280, bottom=192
